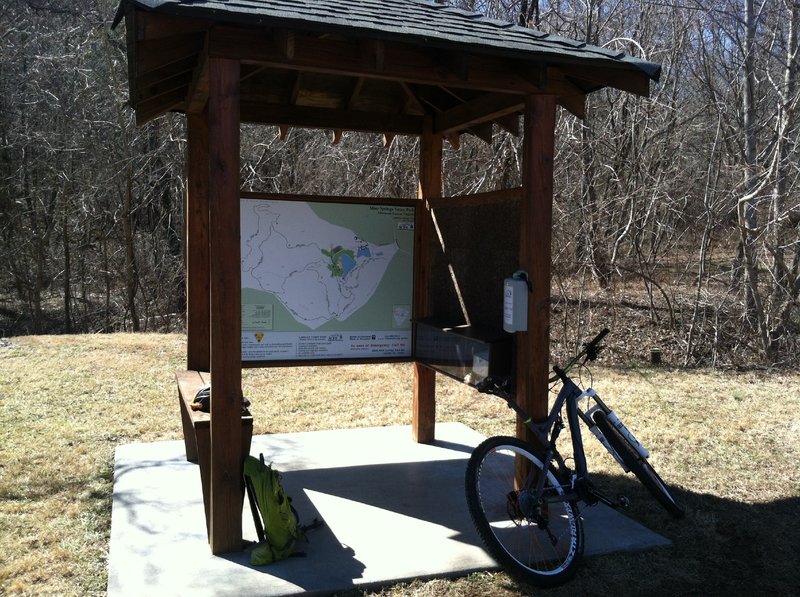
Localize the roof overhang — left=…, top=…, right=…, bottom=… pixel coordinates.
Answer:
left=114, top=0, right=661, bottom=137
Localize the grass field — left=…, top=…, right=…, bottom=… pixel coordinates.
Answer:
left=1, top=333, right=799, bottom=596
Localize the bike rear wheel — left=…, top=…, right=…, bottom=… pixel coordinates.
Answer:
left=465, top=436, right=583, bottom=587
left=592, top=411, right=684, bottom=518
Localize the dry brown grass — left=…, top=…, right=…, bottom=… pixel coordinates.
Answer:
left=1, top=333, right=798, bottom=596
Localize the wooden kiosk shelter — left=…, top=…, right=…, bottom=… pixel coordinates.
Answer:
left=113, top=0, right=660, bottom=554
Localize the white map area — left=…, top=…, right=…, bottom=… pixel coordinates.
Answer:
left=241, top=200, right=400, bottom=330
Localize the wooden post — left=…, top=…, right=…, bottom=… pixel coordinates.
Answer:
left=517, top=95, right=556, bottom=442
left=185, top=111, right=210, bottom=372
left=412, top=121, right=442, bottom=443
left=207, top=57, right=243, bottom=554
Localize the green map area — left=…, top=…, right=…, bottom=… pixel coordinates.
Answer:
left=241, top=199, right=415, bottom=335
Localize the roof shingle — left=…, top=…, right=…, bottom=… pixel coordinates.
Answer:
left=115, top=0, right=660, bottom=81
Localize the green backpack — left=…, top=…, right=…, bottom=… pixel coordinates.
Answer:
left=243, top=454, right=301, bottom=565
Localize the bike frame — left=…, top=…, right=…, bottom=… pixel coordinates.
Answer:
left=489, top=375, right=618, bottom=508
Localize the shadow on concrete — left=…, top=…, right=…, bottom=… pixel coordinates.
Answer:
left=108, top=424, right=679, bottom=597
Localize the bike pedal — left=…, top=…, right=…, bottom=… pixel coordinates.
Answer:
left=618, top=496, right=630, bottom=509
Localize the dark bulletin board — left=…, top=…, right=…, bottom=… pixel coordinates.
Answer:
left=428, top=196, right=521, bottom=330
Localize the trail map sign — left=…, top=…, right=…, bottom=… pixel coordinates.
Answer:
left=240, top=196, right=416, bottom=362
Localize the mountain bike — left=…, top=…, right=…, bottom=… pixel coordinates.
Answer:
left=464, top=329, right=683, bottom=587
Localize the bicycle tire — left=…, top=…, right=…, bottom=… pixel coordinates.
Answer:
left=592, top=410, right=684, bottom=518
left=465, top=436, right=583, bottom=587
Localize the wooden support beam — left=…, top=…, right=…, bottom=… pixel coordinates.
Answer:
left=331, top=129, right=343, bottom=144
left=428, top=187, right=523, bottom=209
left=210, top=27, right=541, bottom=95
left=399, top=81, right=426, bottom=115
left=137, top=54, right=196, bottom=91
left=383, top=133, right=395, bottom=148
left=552, top=65, right=651, bottom=97
left=135, top=88, right=186, bottom=126
left=289, top=71, right=302, bottom=105
left=347, top=77, right=365, bottom=110
left=362, top=39, right=385, bottom=71
left=279, top=124, right=290, bottom=140
left=467, top=122, right=494, bottom=144
left=137, top=32, right=205, bottom=79
left=495, top=114, right=520, bottom=136
left=413, top=121, right=442, bottom=444
left=135, top=11, right=209, bottom=41
left=240, top=101, right=424, bottom=135
left=274, top=29, right=295, bottom=60
left=186, top=111, right=210, bottom=372
left=185, top=38, right=209, bottom=114
left=516, top=95, right=556, bottom=445
left=544, top=71, right=588, bottom=118
left=446, top=133, right=460, bottom=150
left=433, top=93, right=524, bottom=136
left=137, top=70, right=194, bottom=104
left=556, top=93, right=586, bottom=119
left=207, top=57, right=243, bottom=555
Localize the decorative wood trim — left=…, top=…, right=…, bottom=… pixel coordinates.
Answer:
left=207, top=57, right=243, bottom=555
left=241, top=356, right=413, bottom=368
left=240, top=191, right=418, bottom=205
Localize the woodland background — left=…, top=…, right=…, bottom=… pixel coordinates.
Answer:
left=1, top=0, right=799, bottom=369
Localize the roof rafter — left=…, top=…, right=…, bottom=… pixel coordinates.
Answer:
left=209, top=27, right=542, bottom=95
left=240, top=102, right=425, bottom=135
left=433, top=93, right=524, bottom=136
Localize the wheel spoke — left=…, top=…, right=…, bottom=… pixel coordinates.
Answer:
left=465, top=437, right=583, bottom=586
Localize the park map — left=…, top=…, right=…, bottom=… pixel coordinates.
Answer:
left=240, top=198, right=415, bottom=361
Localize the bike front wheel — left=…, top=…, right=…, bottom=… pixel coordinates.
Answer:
left=465, top=436, right=584, bottom=587
left=592, top=410, right=684, bottom=518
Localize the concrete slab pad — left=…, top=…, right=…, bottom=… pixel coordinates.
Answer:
left=108, top=423, right=670, bottom=597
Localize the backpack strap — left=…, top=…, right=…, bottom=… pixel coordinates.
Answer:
left=244, top=475, right=265, bottom=544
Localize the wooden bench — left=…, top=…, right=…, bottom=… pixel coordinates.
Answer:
left=176, top=370, right=253, bottom=535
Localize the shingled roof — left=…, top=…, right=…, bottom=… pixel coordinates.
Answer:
left=115, top=0, right=661, bottom=135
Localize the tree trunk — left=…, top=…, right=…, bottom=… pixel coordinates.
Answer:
left=123, top=176, right=140, bottom=331
left=768, top=0, right=800, bottom=344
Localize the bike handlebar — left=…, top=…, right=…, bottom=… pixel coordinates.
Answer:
left=549, top=328, right=610, bottom=383
left=475, top=375, right=512, bottom=398
left=585, top=328, right=609, bottom=361
left=476, top=329, right=610, bottom=396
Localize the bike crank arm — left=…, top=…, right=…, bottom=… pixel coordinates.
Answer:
left=581, top=481, right=630, bottom=510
